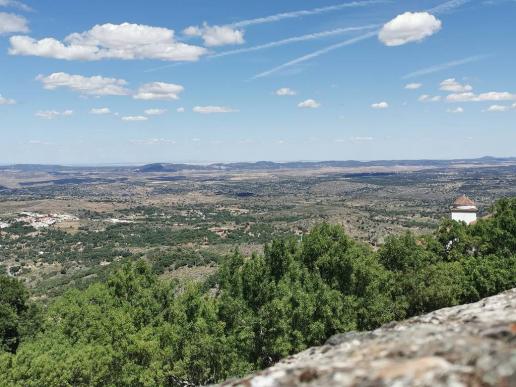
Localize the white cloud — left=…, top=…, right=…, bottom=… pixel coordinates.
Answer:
left=134, top=82, right=183, bottom=100
left=405, top=83, right=422, bottom=90
left=192, top=106, right=238, bottom=114
left=121, top=115, right=148, bottom=121
left=144, top=108, right=167, bottom=115
left=418, top=94, right=441, bottom=102
left=90, top=107, right=111, bottom=115
left=298, top=99, right=320, bottom=108
left=130, top=138, right=176, bottom=145
left=28, top=140, right=53, bottom=146
left=350, top=136, right=374, bottom=142
left=176, top=107, right=185, bottom=113
left=0, top=0, right=32, bottom=12
left=276, top=87, right=296, bottom=96
left=447, top=91, right=516, bottom=102
left=0, top=12, right=28, bottom=35
left=440, top=78, right=473, bottom=92
left=35, top=110, right=73, bottom=120
left=9, top=22, right=207, bottom=61
left=447, top=107, right=464, bottom=113
left=0, top=94, right=16, bottom=105
left=183, top=25, right=201, bottom=36
left=486, top=104, right=511, bottom=112
left=37, top=72, right=129, bottom=96
left=371, top=101, right=389, bottom=109
left=39, top=75, right=185, bottom=100
left=184, top=23, right=244, bottom=47
left=379, top=12, right=442, bottom=46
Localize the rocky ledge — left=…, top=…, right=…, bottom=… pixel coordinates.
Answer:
left=220, top=289, right=516, bottom=387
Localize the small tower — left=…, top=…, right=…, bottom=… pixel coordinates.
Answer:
left=451, top=195, right=477, bottom=225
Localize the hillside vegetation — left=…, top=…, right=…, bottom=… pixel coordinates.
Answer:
left=0, top=198, right=515, bottom=386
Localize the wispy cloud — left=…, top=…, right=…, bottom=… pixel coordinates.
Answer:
left=402, top=55, right=488, bottom=79
left=35, top=110, right=73, bottom=120
left=229, top=1, right=387, bottom=28
left=0, top=0, right=32, bottom=12
left=122, top=115, right=148, bottom=122
left=130, top=138, right=176, bottom=145
left=211, top=25, right=378, bottom=58
left=0, top=94, right=16, bottom=105
left=428, top=0, right=471, bottom=15
left=28, top=140, right=53, bottom=145
left=252, top=31, right=377, bottom=79
left=193, top=106, right=238, bottom=114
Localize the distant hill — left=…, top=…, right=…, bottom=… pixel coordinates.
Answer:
left=1, top=156, right=515, bottom=173
left=136, top=156, right=516, bottom=173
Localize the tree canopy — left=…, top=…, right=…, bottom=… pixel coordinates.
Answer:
left=1, top=197, right=515, bottom=386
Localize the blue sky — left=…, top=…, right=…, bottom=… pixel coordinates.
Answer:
left=0, top=0, right=515, bottom=164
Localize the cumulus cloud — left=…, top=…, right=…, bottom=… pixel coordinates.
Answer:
left=371, top=101, right=389, bottom=109
left=37, top=73, right=185, bottom=101
left=446, top=91, right=516, bottom=102
left=276, top=87, right=296, bottom=96
left=418, top=94, right=441, bottom=102
left=35, top=110, right=73, bottom=119
left=134, top=82, right=183, bottom=100
left=379, top=12, right=442, bottom=46
left=0, top=94, right=16, bottom=105
left=192, top=106, right=238, bottom=114
left=184, top=23, right=244, bottom=47
left=122, top=115, right=148, bottom=121
left=405, top=83, right=422, bottom=90
left=144, top=108, right=167, bottom=115
left=447, top=107, right=464, bottom=113
left=90, top=107, right=111, bottom=115
left=176, top=107, right=185, bottom=113
left=37, top=72, right=129, bottom=96
left=440, top=78, right=473, bottom=92
left=9, top=22, right=207, bottom=61
left=0, top=12, right=28, bottom=35
left=298, top=99, right=320, bottom=108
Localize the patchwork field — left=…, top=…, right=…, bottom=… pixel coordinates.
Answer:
left=1, top=157, right=515, bottom=299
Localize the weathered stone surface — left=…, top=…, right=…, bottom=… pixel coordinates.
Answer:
left=219, top=289, right=516, bottom=387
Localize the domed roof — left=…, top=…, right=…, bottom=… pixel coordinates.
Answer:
left=453, top=195, right=476, bottom=207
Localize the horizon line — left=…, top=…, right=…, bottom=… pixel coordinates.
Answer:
left=0, top=155, right=514, bottom=168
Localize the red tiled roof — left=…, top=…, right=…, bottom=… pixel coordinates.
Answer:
left=453, top=195, right=475, bottom=207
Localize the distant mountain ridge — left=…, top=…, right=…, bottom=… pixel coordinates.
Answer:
left=135, top=156, right=516, bottom=172
left=1, top=156, right=515, bottom=173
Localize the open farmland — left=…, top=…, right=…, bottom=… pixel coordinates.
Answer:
left=1, top=157, right=515, bottom=299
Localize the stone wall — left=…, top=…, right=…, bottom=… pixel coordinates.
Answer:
left=219, top=289, right=516, bottom=387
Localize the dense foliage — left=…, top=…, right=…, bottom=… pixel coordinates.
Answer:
left=0, top=198, right=515, bottom=386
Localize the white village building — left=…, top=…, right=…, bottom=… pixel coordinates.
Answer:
left=451, top=195, right=478, bottom=225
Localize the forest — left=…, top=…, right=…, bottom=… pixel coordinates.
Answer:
left=0, top=198, right=515, bottom=386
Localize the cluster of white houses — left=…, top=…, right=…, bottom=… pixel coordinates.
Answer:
left=451, top=195, right=478, bottom=225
